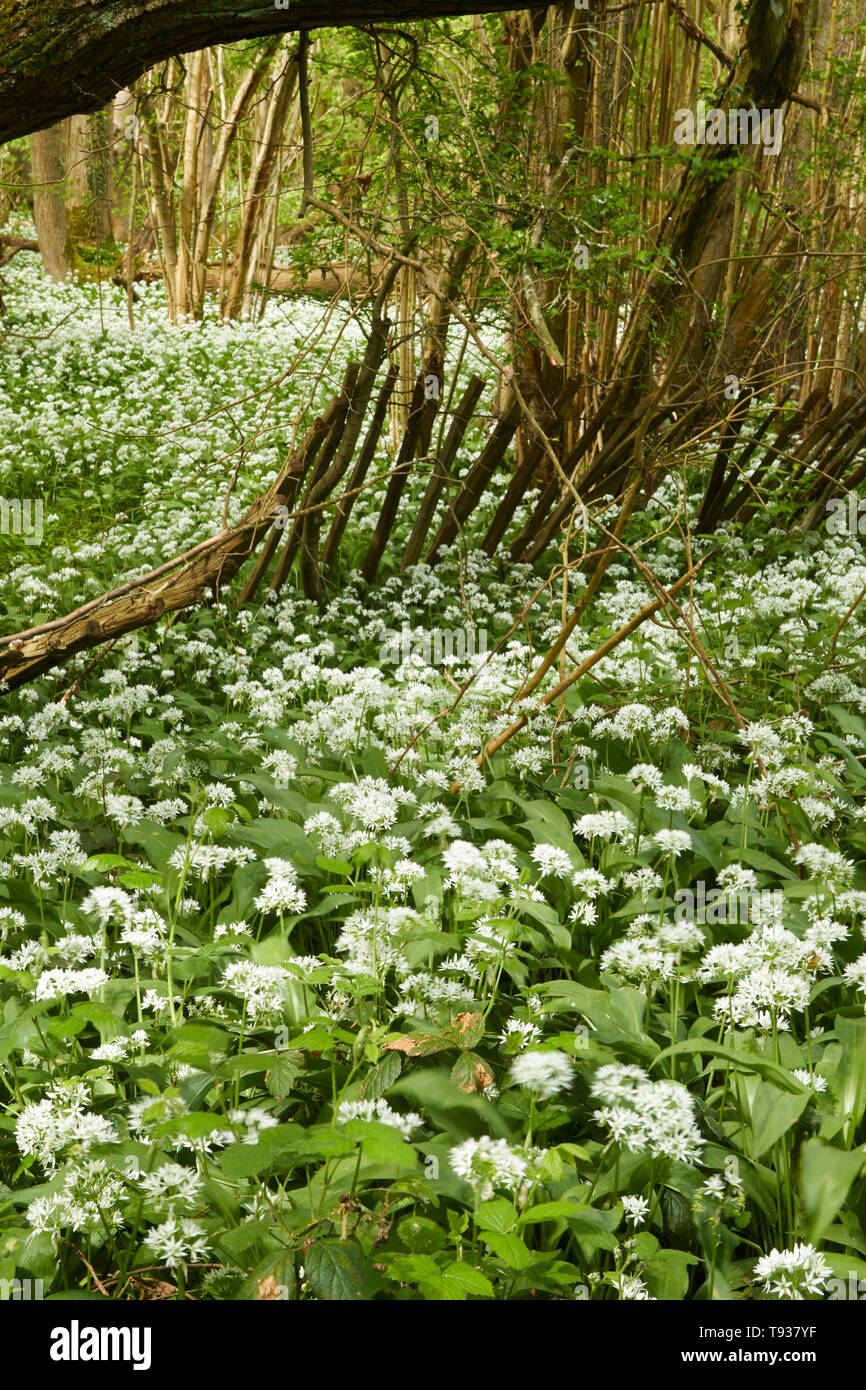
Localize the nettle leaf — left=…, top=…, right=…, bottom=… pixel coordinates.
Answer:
left=482, top=1231, right=532, bottom=1269
left=474, top=1199, right=518, bottom=1233
left=265, top=1051, right=303, bottom=1100
left=360, top=1050, right=403, bottom=1100
left=386, top=1252, right=441, bottom=1287
left=439, top=1261, right=494, bottom=1298
left=304, top=1239, right=373, bottom=1301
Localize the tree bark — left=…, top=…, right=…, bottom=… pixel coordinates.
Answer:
left=28, top=123, right=72, bottom=281
left=0, top=2, right=521, bottom=148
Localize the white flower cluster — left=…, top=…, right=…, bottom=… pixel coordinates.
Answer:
left=28, top=1159, right=128, bottom=1238
left=509, top=1049, right=575, bottom=1099
left=336, top=1098, right=422, bottom=1137
left=591, top=1064, right=704, bottom=1163
left=753, top=1243, right=832, bottom=1299
left=222, top=962, right=290, bottom=1020
left=16, top=1080, right=117, bottom=1171
left=449, top=1136, right=529, bottom=1201
left=253, top=857, right=307, bottom=915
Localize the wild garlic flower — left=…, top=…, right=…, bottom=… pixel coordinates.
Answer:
left=753, top=1243, right=832, bottom=1300
left=509, top=1049, right=575, bottom=1100
left=336, top=1098, right=421, bottom=1137
left=254, top=858, right=307, bottom=914
left=449, top=1136, right=528, bottom=1201
left=621, top=1194, right=650, bottom=1226
left=591, top=1066, right=703, bottom=1163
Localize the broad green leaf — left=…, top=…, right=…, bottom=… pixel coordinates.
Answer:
left=831, top=1016, right=866, bottom=1139
left=800, top=1140, right=865, bottom=1243
left=748, top=1081, right=810, bottom=1158
left=483, top=1231, right=532, bottom=1269
left=651, top=1039, right=808, bottom=1094
left=645, top=1249, right=699, bottom=1300
left=304, top=1240, right=372, bottom=1301
left=474, top=1199, right=518, bottom=1233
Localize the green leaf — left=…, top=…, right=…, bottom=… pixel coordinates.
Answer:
left=81, top=853, right=137, bottom=873
left=748, top=1081, right=810, bottom=1158
left=265, top=1052, right=303, bottom=1101
left=440, top=1261, right=494, bottom=1297
left=390, top=1069, right=512, bottom=1139
left=474, top=1198, right=518, bottom=1233
left=118, top=870, right=162, bottom=891
left=518, top=1200, right=584, bottom=1225
left=651, top=1039, right=808, bottom=1093
left=800, top=1140, right=865, bottom=1243
left=304, top=1240, right=371, bottom=1301
left=386, top=1253, right=441, bottom=1286
left=831, top=1016, right=866, bottom=1138
left=482, top=1231, right=532, bottom=1269
left=360, top=1050, right=403, bottom=1100
left=645, top=1249, right=699, bottom=1300
left=395, top=1217, right=446, bottom=1254
left=450, top=1050, right=494, bottom=1093
left=633, top=1231, right=660, bottom=1262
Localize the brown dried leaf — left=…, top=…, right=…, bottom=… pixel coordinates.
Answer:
left=382, top=1012, right=484, bottom=1057
left=451, top=1049, right=494, bottom=1093
left=257, top=1274, right=283, bottom=1300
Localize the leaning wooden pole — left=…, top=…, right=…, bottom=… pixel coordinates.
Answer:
left=424, top=392, right=522, bottom=566
left=400, top=374, right=485, bottom=572
left=360, top=373, right=434, bottom=584
left=321, top=364, right=399, bottom=574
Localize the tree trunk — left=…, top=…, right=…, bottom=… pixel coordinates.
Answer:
left=0, top=2, right=519, bottom=148
left=29, top=124, right=72, bottom=281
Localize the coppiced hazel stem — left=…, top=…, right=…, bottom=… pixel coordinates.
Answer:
left=449, top=548, right=720, bottom=792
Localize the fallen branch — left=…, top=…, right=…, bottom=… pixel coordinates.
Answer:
left=0, top=393, right=349, bottom=692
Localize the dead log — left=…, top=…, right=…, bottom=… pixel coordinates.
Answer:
left=113, top=259, right=379, bottom=302
left=0, top=394, right=348, bottom=692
